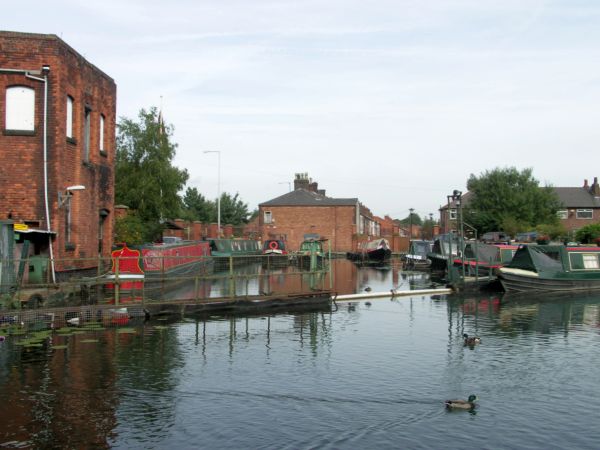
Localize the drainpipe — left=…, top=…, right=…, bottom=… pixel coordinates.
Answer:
left=1, top=66, right=55, bottom=283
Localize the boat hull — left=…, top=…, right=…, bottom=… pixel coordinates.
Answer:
left=347, top=248, right=391, bottom=265
left=498, top=268, right=600, bottom=292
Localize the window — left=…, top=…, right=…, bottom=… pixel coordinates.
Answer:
left=66, top=96, right=73, bottom=138
left=6, top=86, right=35, bottom=131
left=556, top=210, right=568, bottom=219
left=264, top=211, right=272, bottom=224
left=83, top=107, right=91, bottom=161
left=449, top=209, right=457, bottom=220
left=99, top=114, right=105, bottom=152
left=576, top=209, right=593, bottom=219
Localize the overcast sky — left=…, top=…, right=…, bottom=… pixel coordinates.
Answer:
left=5, top=1, right=600, bottom=220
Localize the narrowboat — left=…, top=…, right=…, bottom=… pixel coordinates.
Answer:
left=105, top=240, right=213, bottom=302
left=262, top=239, right=289, bottom=268
left=208, top=239, right=261, bottom=268
left=497, top=245, right=600, bottom=292
left=402, top=240, right=433, bottom=270
left=453, top=243, right=518, bottom=277
left=297, top=239, right=326, bottom=270
left=346, top=238, right=392, bottom=265
left=427, top=233, right=461, bottom=272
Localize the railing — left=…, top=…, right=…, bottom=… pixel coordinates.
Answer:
left=0, top=253, right=331, bottom=311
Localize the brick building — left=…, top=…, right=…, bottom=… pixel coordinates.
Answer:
left=554, top=177, right=600, bottom=234
left=258, top=173, right=381, bottom=252
left=0, top=31, right=116, bottom=281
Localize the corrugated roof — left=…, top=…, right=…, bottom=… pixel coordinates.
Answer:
left=260, top=189, right=358, bottom=207
left=554, top=187, right=600, bottom=208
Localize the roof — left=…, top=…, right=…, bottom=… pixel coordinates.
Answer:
left=260, top=189, right=358, bottom=207
left=553, top=187, right=600, bottom=208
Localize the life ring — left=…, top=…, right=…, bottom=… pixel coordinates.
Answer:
left=269, top=241, right=279, bottom=250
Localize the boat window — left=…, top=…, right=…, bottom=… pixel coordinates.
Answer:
left=570, top=253, right=600, bottom=270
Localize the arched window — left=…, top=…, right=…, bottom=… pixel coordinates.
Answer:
left=5, top=86, right=35, bottom=131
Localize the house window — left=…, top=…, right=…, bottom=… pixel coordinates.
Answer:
left=556, top=210, right=568, bottom=219
left=99, top=114, right=105, bottom=153
left=576, top=209, right=593, bottom=219
left=83, top=107, right=91, bottom=161
left=6, top=86, right=35, bottom=131
left=449, top=209, right=457, bottom=220
left=264, top=211, right=272, bottom=224
left=66, top=96, right=74, bottom=139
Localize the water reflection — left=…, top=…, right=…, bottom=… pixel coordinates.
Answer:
left=3, top=270, right=600, bottom=448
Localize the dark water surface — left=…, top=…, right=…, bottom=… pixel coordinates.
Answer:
left=1, top=260, right=600, bottom=449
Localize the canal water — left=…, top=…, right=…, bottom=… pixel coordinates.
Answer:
left=1, top=259, right=600, bottom=449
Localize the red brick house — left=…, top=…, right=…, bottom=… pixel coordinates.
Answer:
left=258, top=174, right=381, bottom=252
left=0, top=31, right=116, bottom=281
left=554, top=178, right=600, bottom=234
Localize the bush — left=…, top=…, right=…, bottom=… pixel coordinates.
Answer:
left=535, top=223, right=567, bottom=241
left=575, top=223, right=600, bottom=244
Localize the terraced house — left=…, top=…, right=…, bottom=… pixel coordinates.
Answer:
left=0, top=31, right=116, bottom=282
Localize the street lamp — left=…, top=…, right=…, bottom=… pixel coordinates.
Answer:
left=409, top=208, right=414, bottom=240
left=203, top=150, right=221, bottom=237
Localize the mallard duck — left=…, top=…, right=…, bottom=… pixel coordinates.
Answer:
left=463, top=333, right=481, bottom=346
left=445, top=395, right=477, bottom=410
left=364, top=286, right=372, bottom=292
left=365, top=301, right=372, bottom=306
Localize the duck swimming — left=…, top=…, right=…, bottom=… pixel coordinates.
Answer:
left=463, top=333, right=481, bottom=346
left=445, top=395, right=478, bottom=410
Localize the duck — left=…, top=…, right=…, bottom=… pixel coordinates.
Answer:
left=445, top=394, right=478, bottom=410
left=365, top=301, right=372, bottom=307
left=463, top=333, right=481, bottom=346
left=364, top=286, right=372, bottom=292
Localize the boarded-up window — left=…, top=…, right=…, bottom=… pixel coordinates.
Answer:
left=6, top=86, right=35, bottom=131
left=66, top=96, right=74, bottom=138
left=99, top=114, right=105, bottom=152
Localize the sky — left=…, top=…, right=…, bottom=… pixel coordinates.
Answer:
left=4, top=0, right=600, bottom=220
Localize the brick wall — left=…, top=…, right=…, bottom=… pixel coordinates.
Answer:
left=259, top=205, right=357, bottom=252
left=0, top=32, right=116, bottom=271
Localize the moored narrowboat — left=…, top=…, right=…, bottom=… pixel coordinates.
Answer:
left=497, top=245, right=600, bottom=292
left=347, top=238, right=391, bottom=265
left=402, top=240, right=433, bottom=270
left=297, top=239, right=326, bottom=270
left=105, top=240, right=213, bottom=302
left=262, top=239, right=289, bottom=268
left=454, top=243, right=518, bottom=277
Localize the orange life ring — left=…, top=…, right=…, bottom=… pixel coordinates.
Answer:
left=269, top=241, right=279, bottom=250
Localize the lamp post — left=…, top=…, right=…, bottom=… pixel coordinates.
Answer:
left=204, top=150, right=221, bottom=237
left=409, top=208, right=414, bottom=241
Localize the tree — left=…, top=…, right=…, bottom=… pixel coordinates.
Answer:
left=219, top=192, right=250, bottom=225
left=116, top=107, right=189, bottom=240
left=182, top=187, right=214, bottom=222
left=399, top=212, right=422, bottom=226
left=464, top=167, right=561, bottom=233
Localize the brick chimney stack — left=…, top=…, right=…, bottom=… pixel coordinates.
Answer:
left=294, top=173, right=310, bottom=191
left=592, top=177, right=600, bottom=197
left=584, top=179, right=589, bottom=189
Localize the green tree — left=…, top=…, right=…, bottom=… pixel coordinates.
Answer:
left=464, top=167, right=561, bottom=233
left=114, top=213, right=146, bottom=246
left=182, top=187, right=214, bottom=222
left=219, top=192, right=250, bottom=225
left=399, top=212, right=422, bottom=226
left=116, top=107, right=189, bottom=240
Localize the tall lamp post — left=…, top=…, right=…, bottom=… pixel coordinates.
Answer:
left=204, top=150, right=221, bottom=237
left=409, top=208, right=414, bottom=240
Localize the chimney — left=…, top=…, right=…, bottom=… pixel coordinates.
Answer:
left=584, top=179, right=589, bottom=189
left=593, top=177, right=600, bottom=197
left=308, top=181, right=318, bottom=193
left=294, top=173, right=310, bottom=191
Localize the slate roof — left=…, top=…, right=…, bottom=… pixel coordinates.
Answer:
left=260, top=189, right=358, bottom=207
left=554, top=187, right=600, bottom=208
